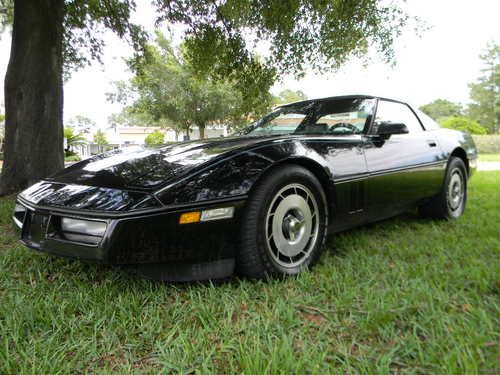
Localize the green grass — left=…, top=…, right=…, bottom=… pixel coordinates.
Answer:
left=478, top=153, right=500, bottom=162
left=1, top=173, right=499, bottom=374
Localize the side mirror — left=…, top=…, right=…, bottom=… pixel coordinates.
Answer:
left=376, top=122, right=409, bottom=137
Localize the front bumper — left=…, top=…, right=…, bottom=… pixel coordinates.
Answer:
left=13, top=198, right=245, bottom=268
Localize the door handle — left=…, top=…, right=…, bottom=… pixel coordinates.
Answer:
left=427, top=140, right=437, bottom=147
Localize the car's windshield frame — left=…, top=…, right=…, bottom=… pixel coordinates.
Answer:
left=240, top=97, right=377, bottom=137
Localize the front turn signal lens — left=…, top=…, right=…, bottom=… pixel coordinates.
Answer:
left=179, top=211, right=201, bottom=224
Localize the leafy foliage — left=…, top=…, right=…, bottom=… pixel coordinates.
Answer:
left=419, top=99, right=463, bottom=122
left=154, top=0, right=410, bottom=78
left=144, top=130, right=165, bottom=145
left=0, top=0, right=146, bottom=76
left=64, top=154, right=81, bottom=162
left=63, top=127, right=87, bottom=152
left=108, top=110, right=159, bottom=128
left=0, top=0, right=12, bottom=34
left=441, top=116, right=487, bottom=135
left=63, top=0, right=147, bottom=75
left=272, top=89, right=307, bottom=106
left=110, top=33, right=273, bottom=137
left=3, top=0, right=410, bottom=80
left=467, top=43, right=500, bottom=134
left=66, top=115, right=96, bottom=134
left=93, top=129, right=109, bottom=153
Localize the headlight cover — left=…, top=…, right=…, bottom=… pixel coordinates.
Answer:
left=58, top=217, right=107, bottom=245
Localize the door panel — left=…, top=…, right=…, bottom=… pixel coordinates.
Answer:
left=364, top=101, right=444, bottom=216
left=306, top=138, right=368, bottom=231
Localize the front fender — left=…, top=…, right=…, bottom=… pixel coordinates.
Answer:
left=154, top=140, right=333, bottom=207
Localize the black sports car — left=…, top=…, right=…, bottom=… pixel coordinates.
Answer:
left=13, top=95, right=477, bottom=281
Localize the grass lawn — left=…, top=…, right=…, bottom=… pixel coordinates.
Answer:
left=0, top=172, right=498, bottom=374
left=478, top=154, right=500, bottom=162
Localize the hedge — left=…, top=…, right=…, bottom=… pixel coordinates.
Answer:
left=472, top=135, right=500, bottom=154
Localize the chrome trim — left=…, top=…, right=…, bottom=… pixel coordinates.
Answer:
left=334, top=160, right=447, bottom=185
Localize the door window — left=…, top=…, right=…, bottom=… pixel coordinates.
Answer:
left=374, top=101, right=424, bottom=133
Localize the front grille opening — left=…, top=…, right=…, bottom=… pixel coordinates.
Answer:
left=48, top=216, right=107, bottom=246
left=13, top=203, right=27, bottom=228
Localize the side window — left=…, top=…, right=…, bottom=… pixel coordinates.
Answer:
left=414, top=109, right=441, bottom=130
left=374, top=101, right=424, bottom=133
left=308, top=98, right=376, bottom=135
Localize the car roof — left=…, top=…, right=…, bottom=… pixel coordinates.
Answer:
left=279, top=94, right=409, bottom=108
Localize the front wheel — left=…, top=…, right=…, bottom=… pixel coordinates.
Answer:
left=419, top=156, right=468, bottom=219
left=238, top=165, right=328, bottom=279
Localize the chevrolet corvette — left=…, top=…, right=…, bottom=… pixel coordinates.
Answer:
left=13, top=95, right=477, bottom=280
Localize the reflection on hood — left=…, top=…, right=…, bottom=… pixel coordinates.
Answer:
left=48, top=136, right=274, bottom=191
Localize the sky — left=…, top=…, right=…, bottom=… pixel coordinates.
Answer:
left=0, top=0, right=499, bottom=128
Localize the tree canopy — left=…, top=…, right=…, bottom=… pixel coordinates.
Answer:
left=440, top=116, right=487, bottom=135
left=0, top=0, right=146, bottom=75
left=93, top=129, right=109, bottom=153
left=272, top=89, right=307, bottom=106
left=419, top=99, right=462, bottom=122
left=467, top=43, right=499, bottom=134
left=66, top=115, right=96, bottom=134
left=109, top=32, right=273, bottom=138
left=155, top=0, right=409, bottom=77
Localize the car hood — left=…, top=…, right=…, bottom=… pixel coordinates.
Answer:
left=48, top=136, right=277, bottom=191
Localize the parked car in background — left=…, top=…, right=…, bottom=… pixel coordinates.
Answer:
left=13, top=95, right=477, bottom=281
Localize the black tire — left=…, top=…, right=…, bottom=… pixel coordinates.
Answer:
left=237, top=165, right=328, bottom=279
left=419, top=156, right=468, bottom=219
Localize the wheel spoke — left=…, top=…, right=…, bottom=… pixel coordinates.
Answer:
left=265, top=183, right=320, bottom=268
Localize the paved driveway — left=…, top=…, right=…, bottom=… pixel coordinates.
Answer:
left=478, top=161, right=500, bottom=171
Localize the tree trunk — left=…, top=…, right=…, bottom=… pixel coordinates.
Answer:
left=0, top=0, right=64, bottom=195
left=199, top=124, right=205, bottom=139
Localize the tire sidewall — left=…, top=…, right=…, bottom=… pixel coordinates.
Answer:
left=444, top=157, right=467, bottom=219
left=251, top=166, right=328, bottom=276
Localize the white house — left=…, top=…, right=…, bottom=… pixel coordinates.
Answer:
left=70, top=125, right=229, bottom=159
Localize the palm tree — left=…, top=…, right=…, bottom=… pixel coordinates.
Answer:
left=64, top=127, right=87, bottom=155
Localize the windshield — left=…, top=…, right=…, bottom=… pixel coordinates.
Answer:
left=243, top=98, right=376, bottom=136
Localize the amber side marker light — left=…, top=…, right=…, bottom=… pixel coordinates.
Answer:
left=179, top=207, right=235, bottom=224
left=179, top=211, right=201, bottom=224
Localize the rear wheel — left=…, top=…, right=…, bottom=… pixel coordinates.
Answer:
left=419, top=156, right=467, bottom=219
left=238, top=165, right=328, bottom=279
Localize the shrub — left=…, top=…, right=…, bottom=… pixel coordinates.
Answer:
left=472, top=135, right=500, bottom=154
left=145, top=130, right=165, bottom=146
left=64, top=150, right=78, bottom=158
left=440, top=116, right=487, bottom=135
left=64, top=154, right=81, bottom=162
